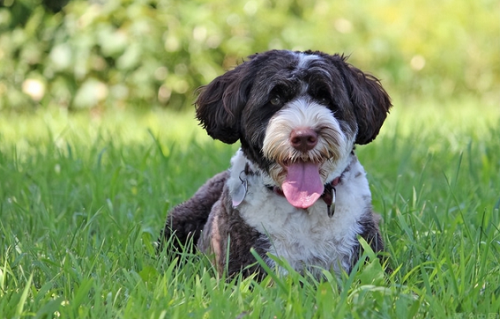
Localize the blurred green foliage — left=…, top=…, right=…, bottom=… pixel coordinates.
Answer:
left=0, top=0, right=499, bottom=111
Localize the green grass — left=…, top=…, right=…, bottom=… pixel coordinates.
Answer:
left=1, top=100, right=499, bottom=318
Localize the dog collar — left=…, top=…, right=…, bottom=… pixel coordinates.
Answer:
left=232, top=161, right=348, bottom=217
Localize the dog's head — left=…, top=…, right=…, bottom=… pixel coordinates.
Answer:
left=196, top=50, right=391, bottom=208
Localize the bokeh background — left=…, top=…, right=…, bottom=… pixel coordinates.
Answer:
left=1, top=0, right=499, bottom=112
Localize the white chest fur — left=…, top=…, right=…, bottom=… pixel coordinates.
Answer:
left=227, top=150, right=372, bottom=276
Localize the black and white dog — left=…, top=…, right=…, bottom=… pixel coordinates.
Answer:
left=159, top=50, right=391, bottom=279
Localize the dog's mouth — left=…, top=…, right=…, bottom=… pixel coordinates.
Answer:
left=281, top=160, right=324, bottom=209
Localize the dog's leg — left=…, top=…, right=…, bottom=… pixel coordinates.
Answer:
left=197, top=191, right=271, bottom=280
left=157, top=171, right=229, bottom=254
left=363, top=213, right=384, bottom=253
left=349, top=211, right=385, bottom=271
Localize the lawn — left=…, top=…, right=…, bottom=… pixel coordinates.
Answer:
left=1, top=99, right=499, bottom=318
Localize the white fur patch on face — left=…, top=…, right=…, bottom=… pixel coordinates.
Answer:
left=296, top=52, right=319, bottom=69
left=262, top=98, right=354, bottom=186
left=294, top=52, right=333, bottom=81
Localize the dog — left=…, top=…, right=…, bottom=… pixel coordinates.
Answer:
left=159, top=50, right=392, bottom=279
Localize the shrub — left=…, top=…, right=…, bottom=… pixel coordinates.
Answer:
left=0, top=0, right=498, bottom=111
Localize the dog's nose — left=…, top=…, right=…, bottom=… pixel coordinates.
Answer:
left=290, top=128, right=318, bottom=152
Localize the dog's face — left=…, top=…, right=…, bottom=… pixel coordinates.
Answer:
left=196, top=50, right=391, bottom=208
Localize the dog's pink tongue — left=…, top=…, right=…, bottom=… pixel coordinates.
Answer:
left=282, top=162, right=323, bottom=209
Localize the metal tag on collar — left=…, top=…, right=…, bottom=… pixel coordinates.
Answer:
left=232, top=170, right=248, bottom=208
left=327, top=187, right=336, bottom=217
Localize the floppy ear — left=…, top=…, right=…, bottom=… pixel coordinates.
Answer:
left=195, top=59, right=255, bottom=144
left=338, top=60, right=392, bottom=144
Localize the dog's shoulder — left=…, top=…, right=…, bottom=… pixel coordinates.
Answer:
left=198, top=181, right=272, bottom=278
left=159, top=171, right=229, bottom=253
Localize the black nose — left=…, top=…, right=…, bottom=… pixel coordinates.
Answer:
left=290, top=128, right=318, bottom=152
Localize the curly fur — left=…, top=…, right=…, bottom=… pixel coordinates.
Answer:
left=158, top=50, right=391, bottom=279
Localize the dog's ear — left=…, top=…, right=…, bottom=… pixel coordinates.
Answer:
left=337, top=58, right=392, bottom=144
left=195, top=59, right=255, bottom=144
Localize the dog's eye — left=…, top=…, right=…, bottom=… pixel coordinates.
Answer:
left=317, top=96, right=329, bottom=105
left=314, top=90, right=331, bottom=105
left=270, top=96, right=282, bottom=106
left=309, top=85, right=331, bottom=106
